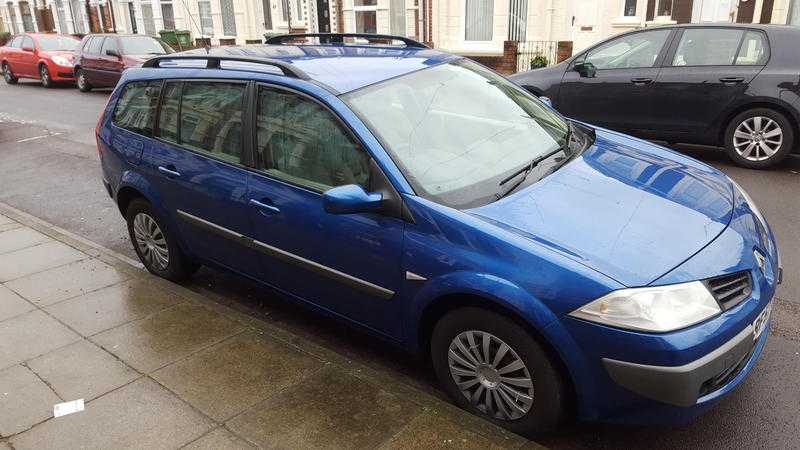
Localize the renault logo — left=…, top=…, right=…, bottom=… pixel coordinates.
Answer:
left=754, top=250, right=767, bottom=275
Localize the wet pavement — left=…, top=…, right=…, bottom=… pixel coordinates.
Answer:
left=0, top=206, right=533, bottom=449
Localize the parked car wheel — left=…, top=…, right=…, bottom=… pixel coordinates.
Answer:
left=40, top=64, right=53, bottom=88
left=76, top=68, right=91, bottom=92
left=431, top=307, right=567, bottom=437
left=725, top=108, right=794, bottom=169
left=2, top=62, right=18, bottom=85
left=125, top=198, right=197, bottom=282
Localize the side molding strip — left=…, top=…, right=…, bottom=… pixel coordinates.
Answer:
left=176, top=210, right=395, bottom=300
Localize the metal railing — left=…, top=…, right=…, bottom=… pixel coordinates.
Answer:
left=516, top=40, right=558, bottom=73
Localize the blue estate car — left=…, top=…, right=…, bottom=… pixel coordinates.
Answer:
left=97, top=33, right=780, bottom=436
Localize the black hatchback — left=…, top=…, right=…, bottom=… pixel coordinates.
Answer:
left=510, top=24, right=800, bottom=169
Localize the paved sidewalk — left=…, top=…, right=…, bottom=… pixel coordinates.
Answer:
left=0, top=204, right=541, bottom=449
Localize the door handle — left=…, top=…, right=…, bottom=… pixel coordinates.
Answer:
left=249, top=198, right=280, bottom=215
left=719, top=77, right=745, bottom=84
left=157, top=166, right=181, bottom=178
left=630, top=77, right=654, bottom=85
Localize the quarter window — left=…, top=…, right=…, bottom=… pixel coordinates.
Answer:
left=113, top=81, right=162, bottom=135
left=585, top=30, right=670, bottom=69
left=672, top=29, right=742, bottom=67
left=255, top=87, right=370, bottom=191
left=735, top=31, right=768, bottom=66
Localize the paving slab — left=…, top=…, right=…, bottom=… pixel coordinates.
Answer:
left=0, top=310, right=81, bottom=370
left=153, top=331, right=322, bottom=421
left=227, top=366, right=420, bottom=449
left=0, top=227, right=50, bottom=255
left=27, top=340, right=140, bottom=402
left=182, top=428, right=256, bottom=450
left=45, top=278, right=184, bottom=336
left=5, top=258, right=129, bottom=307
left=0, top=241, right=86, bottom=282
left=0, top=364, right=61, bottom=437
left=10, top=378, right=215, bottom=450
left=380, top=411, right=513, bottom=450
left=92, top=302, right=245, bottom=372
left=0, top=285, right=35, bottom=323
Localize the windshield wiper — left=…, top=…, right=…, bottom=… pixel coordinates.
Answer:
left=496, top=125, right=572, bottom=200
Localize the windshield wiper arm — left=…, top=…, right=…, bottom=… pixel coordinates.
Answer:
left=496, top=146, right=566, bottom=200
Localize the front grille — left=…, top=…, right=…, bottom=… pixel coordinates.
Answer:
left=698, top=344, right=755, bottom=398
left=704, top=271, right=752, bottom=310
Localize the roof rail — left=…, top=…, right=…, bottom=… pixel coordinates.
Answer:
left=141, top=55, right=310, bottom=80
left=265, top=33, right=428, bottom=49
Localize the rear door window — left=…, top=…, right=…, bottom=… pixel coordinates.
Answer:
left=112, top=81, right=162, bottom=135
left=101, top=37, right=119, bottom=56
left=87, top=36, right=104, bottom=54
left=21, top=36, right=34, bottom=50
left=672, top=29, right=743, bottom=66
left=735, top=31, right=769, bottom=65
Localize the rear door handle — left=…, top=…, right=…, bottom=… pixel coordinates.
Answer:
left=157, top=166, right=181, bottom=178
left=249, top=198, right=280, bottom=215
left=630, top=77, right=654, bottom=85
left=719, top=77, right=745, bottom=84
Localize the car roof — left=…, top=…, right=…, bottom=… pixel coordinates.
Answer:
left=170, top=44, right=460, bottom=94
left=645, top=22, right=800, bottom=32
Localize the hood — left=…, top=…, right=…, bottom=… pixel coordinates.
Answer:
left=469, top=129, right=734, bottom=287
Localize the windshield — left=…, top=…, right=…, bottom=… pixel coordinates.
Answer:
left=119, top=37, right=173, bottom=55
left=343, top=59, right=570, bottom=209
left=38, top=35, right=78, bottom=51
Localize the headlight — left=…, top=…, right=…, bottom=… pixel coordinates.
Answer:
left=569, top=281, right=721, bottom=332
left=51, top=55, right=73, bottom=67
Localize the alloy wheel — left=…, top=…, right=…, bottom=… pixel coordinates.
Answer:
left=40, top=66, right=49, bottom=86
left=448, top=330, right=534, bottom=421
left=132, top=212, right=169, bottom=271
left=3, top=65, right=11, bottom=82
left=733, top=116, right=783, bottom=162
left=77, top=71, right=85, bottom=89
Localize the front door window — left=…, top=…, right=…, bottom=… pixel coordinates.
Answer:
left=585, top=29, right=670, bottom=70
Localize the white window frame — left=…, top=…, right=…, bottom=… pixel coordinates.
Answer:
left=620, top=0, right=637, bottom=17
left=353, top=1, right=378, bottom=34
left=460, top=0, right=495, bottom=49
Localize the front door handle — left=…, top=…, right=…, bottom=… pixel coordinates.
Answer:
left=719, top=77, right=745, bottom=84
left=157, top=166, right=181, bottom=178
left=630, top=77, right=654, bottom=85
left=249, top=198, right=280, bottom=215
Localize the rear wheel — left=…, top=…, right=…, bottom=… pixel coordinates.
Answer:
left=40, top=64, right=52, bottom=88
left=3, top=62, right=18, bottom=84
left=125, top=198, right=198, bottom=282
left=725, top=108, right=794, bottom=169
left=76, top=68, right=91, bottom=92
left=431, top=307, right=567, bottom=437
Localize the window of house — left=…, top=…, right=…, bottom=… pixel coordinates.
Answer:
left=585, top=29, right=670, bottom=69
left=656, top=0, right=672, bottom=16
left=198, top=0, right=213, bottom=35
left=672, top=28, right=742, bottom=66
left=354, top=0, right=377, bottom=34
left=220, top=0, right=237, bottom=35
left=507, top=0, right=527, bottom=41
left=734, top=31, right=769, bottom=65
left=161, top=1, right=175, bottom=29
left=788, top=0, right=800, bottom=25
left=465, top=0, right=493, bottom=41
left=262, top=0, right=272, bottom=30
left=18, top=1, right=34, bottom=32
left=294, top=0, right=303, bottom=21
left=113, top=81, right=162, bottom=135
left=623, top=0, right=636, bottom=16
left=255, top=86, right=370, bottom=191
left=141, top=1, right=157, bottom=35
left=390, top=0, right=406, bottom=36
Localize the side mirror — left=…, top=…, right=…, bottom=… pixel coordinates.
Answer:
left=539, top=96, right=553, bottom=108
left=106, top=49, right=120, bottom=58
left=574, top=61, right=597, bottom=78
left=323, top=184, right=383, bottom=215
left=21, top=45, right=34, bottom=52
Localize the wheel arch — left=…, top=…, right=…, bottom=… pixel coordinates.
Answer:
left=717, top=100, right=800, bottom=152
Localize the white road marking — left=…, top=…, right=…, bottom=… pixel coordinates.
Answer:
left=16, top=132, right=61, bottom=143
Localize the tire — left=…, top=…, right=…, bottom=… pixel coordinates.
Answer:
left=3, top=62, right=18, bottom=84
left=724, top=108, right=794, bottom=169
left=76, top=68, right=91, bottom=92
left=40, top=64, right=52, bottom=88
left=431, top=307, right=567, bottom=437
left=125, top=198, right=198, bottom=282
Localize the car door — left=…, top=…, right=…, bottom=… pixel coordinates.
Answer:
left=246, top=84, right=405, bottom=337
left=557, top=28, right=674, bottom=134
left=98, top=37, right=124, bottom=87
left=3, top=36, right=22, bottom=73
left=18, top=36, right=37, bottom=77
left=650, top=28, right=768, bottom=141
left=82, top=37, right=104, bottom=84
left=146, top=80, right=262, bottom=278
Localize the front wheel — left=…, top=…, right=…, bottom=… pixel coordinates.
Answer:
left=725, top=108, right=794, bottom=169
left=76, top=68, right=91, bottom=92
left=40, top=64, right=52, bottom=88
left=431, top=307, right=567, bottom=437
left=3, top=62, right=18, bottom=84
left=126, top=198, right=198, bottom=282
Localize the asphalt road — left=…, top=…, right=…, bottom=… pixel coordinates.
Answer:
left=1, top=80, right=799, bottom=449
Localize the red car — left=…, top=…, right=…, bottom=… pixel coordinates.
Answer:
left=73, top=34, right=173, bottom=92
left=1, top=33, right=80, bottom=88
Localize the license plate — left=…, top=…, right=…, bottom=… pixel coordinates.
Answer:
left=753, top=302, right=772, bottom=341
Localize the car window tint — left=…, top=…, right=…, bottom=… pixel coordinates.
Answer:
left=179, top=82, right=245, bottom=164
left=101, top=37, right=119, bottom=56
left=112, top=81, right=162, bottom=135
left=87, top=37, right=104, bottom=54
left=585, top=30, right=670, bottom=69
left=672, top=29, right=743, bottom=66
left=157, top=81, right=181, bottom=143
left=255, top=87, right=370, bottom=191
left=735, top=31, right=768, bottom=65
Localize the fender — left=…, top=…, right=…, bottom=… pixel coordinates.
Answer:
left=712, top=95, right=800, bottom=142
